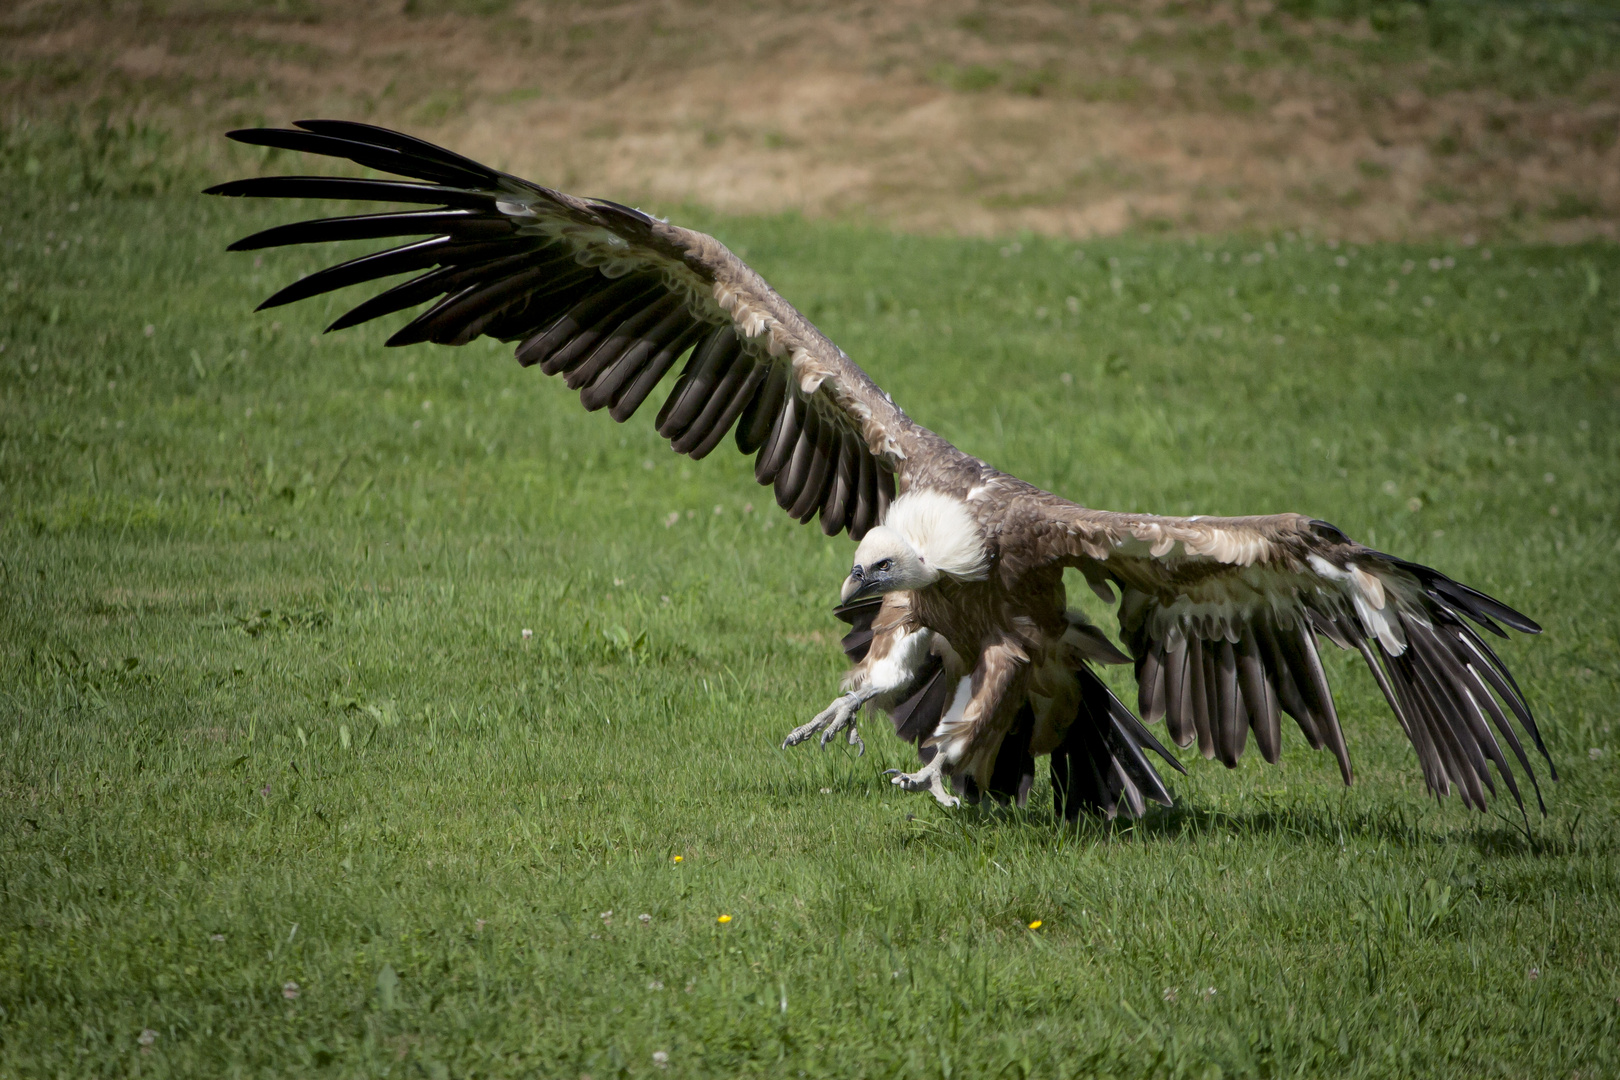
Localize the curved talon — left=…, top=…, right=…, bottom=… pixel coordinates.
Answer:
left=783, top=690, right=872, bottom=754
left=887, top=761, right=959, bottom=808
left=820, top=711, right=859, bottom=751
left=781, top=700, right=842, bottom=749
left=820, top=695, right=863, bottom=751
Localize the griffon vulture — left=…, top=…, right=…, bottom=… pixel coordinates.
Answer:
left=208, top=121, right=1554, bottom=820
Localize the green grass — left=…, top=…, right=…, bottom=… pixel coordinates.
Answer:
left=2, top=131, right=1619, bottom=1079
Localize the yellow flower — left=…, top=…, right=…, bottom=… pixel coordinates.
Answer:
left=1027, top=920, right=1043, bottom=930
left=716, top=914, right=732, bottom=924
left=672, top=855, right=683, bottom=864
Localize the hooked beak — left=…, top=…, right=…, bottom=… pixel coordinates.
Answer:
left=840, top=571, right=863, bottom=604
left=840, top=566, right=882, bottom=603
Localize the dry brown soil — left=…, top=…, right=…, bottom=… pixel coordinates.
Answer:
left=5, top=0, right=1619, bottom=242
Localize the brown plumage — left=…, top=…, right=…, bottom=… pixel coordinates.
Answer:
left=210, top=121, right=1553, bottom=821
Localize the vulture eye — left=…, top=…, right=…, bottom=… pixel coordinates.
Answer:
left=876, top=559, right=892, bottom=572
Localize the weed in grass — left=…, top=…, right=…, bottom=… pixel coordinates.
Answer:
left=0, top=131, right=1617, bottom=1078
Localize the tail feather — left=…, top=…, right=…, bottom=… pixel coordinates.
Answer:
left=1051, top=666, right=1177, bottom=821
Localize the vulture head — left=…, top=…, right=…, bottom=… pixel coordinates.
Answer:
left=841, top=526, right=938, bottom=602
left=841, top=491, right=992, bottom=602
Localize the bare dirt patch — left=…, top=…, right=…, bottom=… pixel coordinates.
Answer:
left=5, top=0, right=1618, bottom=242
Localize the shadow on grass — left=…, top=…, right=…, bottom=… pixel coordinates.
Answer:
left=1135, top=798, right=1596, bottom=858
left=893, top=788, right=1601, bottom=862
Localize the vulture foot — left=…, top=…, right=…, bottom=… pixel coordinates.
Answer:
left=884, top=759, right=959, bottom=808
left=782, top=691, right=872, bottom=755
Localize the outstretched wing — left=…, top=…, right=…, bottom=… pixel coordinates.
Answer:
left=207, top=120, right=939, bottom=538
left=1012, top=498, right=1551, bottom=815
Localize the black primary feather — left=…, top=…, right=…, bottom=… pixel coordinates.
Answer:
left=820, top=431, right=858, bottom=537
left=789, top=425, right=837, bottom=522
left=287, top=119, right=507, bottom=186
left=849, top=450, right=878, bottom=540
left=674, top=356, right=763, bottom=458
left=754, top=390, right=802, bottom=485
left=659, top=327, right=744, bottom=441
left=206, top=176, right=494, bottom=210
left=1187, top=636, right=1214, bottom=759
left=1255, top=616, right=1324, bottom=748
left=1162, top=632, right=1192, bottom=747
left=1290, top=623, right=1353, bottom=784
left=1235, top=631, right=1281, bottom=764
left=513, top=274, right=658, bottom=370
left=394, top=253, right=591, bottom=347
left=1214, top=640, right=1246, bottom=767
left=256, top=236, right=516, bottom=310
left=735, top=362, right=789, bottom=456
left=536, top=277, right=667, bottom=375
left=1136, top=641, right=1166, bottom=724
left=582, top=307, right=698, bottom=413
left=226, top=128, right=494, bottom=188
left=569, top=295, right=686, bottom=393
left=607, top=324, right=707, bottom=423
left=874, top=465, right=895, bottom=520
left=1371, top=552, right=1542, bottom=636
left=690, top=363, right=769, bottom=460
left=775, top=407, right=820, bottom=509
left=229, top=209, right=514, bottom=251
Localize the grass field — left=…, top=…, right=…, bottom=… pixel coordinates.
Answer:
left=2, top=128, right=1619, bottom=1078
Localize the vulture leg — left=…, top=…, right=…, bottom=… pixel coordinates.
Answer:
left=887, top=635, right=1029, bottom=809
left=781, top=688, right=878, bottom=756
left=883, top=749, right=958, bottom=808
left=784, top=611, right=938, bottom=759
